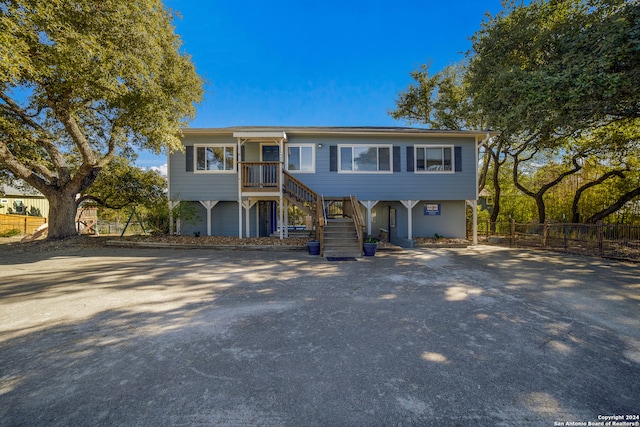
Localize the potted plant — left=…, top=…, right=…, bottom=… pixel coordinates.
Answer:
left=363, top=236, right=378, bottom=256
left=307, top=240, right=320, bottom=255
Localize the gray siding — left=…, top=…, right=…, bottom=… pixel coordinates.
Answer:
left=288, top=134, right=476, bottom=200
left=169, top=134, right=239, bottom=201
left=170, top=132, right=477, bottom=202
left=368, top=200, right=466, bottom=242
left=180, top=201, right=240, bottom=237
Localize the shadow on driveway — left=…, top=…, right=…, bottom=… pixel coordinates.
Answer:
left=0, top=246, right=639, bottom=426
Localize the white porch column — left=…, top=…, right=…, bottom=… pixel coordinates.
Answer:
left=284, top=199, right=289, bottom=238
left=237, top=137, right=244, bottom=238
left=242, top=200, right=257, bottom=238
left=199, top=201, right=219, bottom=236
left=169, top=200, right=180, bottom=235
left=359, top=200, right=379, bottom=237
left=400, top=200, right=419, bottom=240
left=278, top=138, right=285, bottom=239
left=467, top=200, right=478, bottom=245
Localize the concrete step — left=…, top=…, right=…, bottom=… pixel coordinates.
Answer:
left=323, top=249, right=362, bottom=258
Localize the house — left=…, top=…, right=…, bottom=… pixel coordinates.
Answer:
left=168, top=127, right=490, bottom=255
left=0, top=183, right=49, bottom=218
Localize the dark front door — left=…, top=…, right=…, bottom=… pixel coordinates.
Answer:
left=262, top=145, right=279, bottom=162
left=259, top=201, right=278, bottom=237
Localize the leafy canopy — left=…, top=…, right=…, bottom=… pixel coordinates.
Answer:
left=0, top=0, right=203, bottom=237
left=468, top=0, right=640, bottom=139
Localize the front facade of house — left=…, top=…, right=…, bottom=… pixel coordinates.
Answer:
left=0, top=184, right=49, bottom=218
left=168, top=127, right=488, bottom=247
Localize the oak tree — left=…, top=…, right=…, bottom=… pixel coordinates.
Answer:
left=0, top=0, right=203, bottom=238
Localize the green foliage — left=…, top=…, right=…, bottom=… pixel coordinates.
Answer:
left=468, top=0, right=640, bottom=140
left=79, top=156, right=167, bottom=210
left=0, top=228, right=20, bottom=237
left=390, top=63, right=486, bottom=131
left=0, top=0, right=204, bottom=238
left=463, top=0, right=640, bottom=224
left=26, top=206, right=41, bottom=216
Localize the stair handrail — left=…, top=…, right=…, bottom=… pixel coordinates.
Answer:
left=349, top=195, right=365, bottom=252
left=282, top=170, right=326, bottom=254
left=317, top=194, right=327, bottom=255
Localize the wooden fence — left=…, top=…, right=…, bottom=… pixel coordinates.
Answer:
left=0, top=213, right=47, bottom=236
left=473, top=220, right=640, bottom=262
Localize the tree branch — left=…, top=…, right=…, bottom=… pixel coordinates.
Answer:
left=586, top=186, right=640, bottom=224
left=76, top=194, right=132, bottom=210
left=1, top=91, right=69, bottom=181
left=0, top=139, right=50, bottom=195
left=571, top=169, right=626, bottom=222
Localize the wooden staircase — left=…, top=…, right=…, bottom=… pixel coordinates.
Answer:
left=241, top=164, right=365, bottom=257
left=322, top=217, right=362, bottom=258
left=282, top=173, right=365, bottom=257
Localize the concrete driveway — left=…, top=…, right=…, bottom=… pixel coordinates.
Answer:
left=0, top=245, right=639, bottom=426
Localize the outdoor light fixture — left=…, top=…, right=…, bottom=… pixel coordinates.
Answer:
left=318, top=143, right=323, bottom=149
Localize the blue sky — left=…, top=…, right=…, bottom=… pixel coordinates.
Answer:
left=142, top=0, right=506, bottom=172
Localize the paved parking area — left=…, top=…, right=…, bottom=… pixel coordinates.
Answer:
left=0, top=245, right=639, bottom=426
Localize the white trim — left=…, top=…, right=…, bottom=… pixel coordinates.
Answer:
left=359, top=200, right=379, bottom=237
left=199, top=200, right=219, bottom=236
left=414, top=145, right=455, bottom=174
left=285, top=143, right=316, bottom=173
left=400, top=200, right=419, bottom=240
left=233, top=131, right=287, bottom=140
left=193, top=144, right=236, bottom=174
left=337, top=144, right=393, bottom=174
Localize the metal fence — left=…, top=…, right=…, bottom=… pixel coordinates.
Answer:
left=473, top=220, right=640, bottom=262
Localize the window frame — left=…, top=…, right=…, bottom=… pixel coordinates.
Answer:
left=285, top=143, right=316, bottom=173
left=414, top=145, right=455, bottom=174
left=337, top=144, right=393, bottom=174
left=13, top=199, right=25, bottom=214
left=193, top=144, right=236, bottom=173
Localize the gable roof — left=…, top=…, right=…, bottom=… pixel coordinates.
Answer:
left=0, top=183, right=44, bottom=197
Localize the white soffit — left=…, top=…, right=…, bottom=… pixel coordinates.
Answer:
left=233, top=131, right=287, bottom=141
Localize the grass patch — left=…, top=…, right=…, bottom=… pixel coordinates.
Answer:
left=0, top=228, right=21, bottom=237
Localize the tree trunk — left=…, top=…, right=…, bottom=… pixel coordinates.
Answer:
left=47, top=191, right=79, bottom=239
left=488, top=152, right=502, bottom=231
left=535, top=195, right=546, bottom=224
left=571, top=170, right=626, bottom=223
left=586, top=186, right=640, bottom=224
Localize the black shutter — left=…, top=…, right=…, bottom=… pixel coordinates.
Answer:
left=241, top=145, right=246, bottom=161
left=185, top=146, right=194, bottom=172
left=454, top=146, right=462, bottom=172
left=406, top=146, right=414, bottom=172
left=393, top=146, right=401, bottom=172
left=330, top=145, right=338, bottom=172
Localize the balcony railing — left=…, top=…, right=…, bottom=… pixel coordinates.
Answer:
left=240, top=162, right=280, bottom=191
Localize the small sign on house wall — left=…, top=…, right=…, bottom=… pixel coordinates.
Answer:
left=424, top=203, right=441, bottom=216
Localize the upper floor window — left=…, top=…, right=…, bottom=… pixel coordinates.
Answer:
left=287, top=144, right=315, bottom=173
left=195, top=144, right=235, bottom=173
left=415, top=145, right=453, bottom=173
left=339, top=145, right=392, bottom=173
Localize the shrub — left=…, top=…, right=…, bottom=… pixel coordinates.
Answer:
left=0, top=228, right=21, bottom=237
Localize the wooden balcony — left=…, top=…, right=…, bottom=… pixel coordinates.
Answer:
left=240, top=162, right=281, bottom=192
